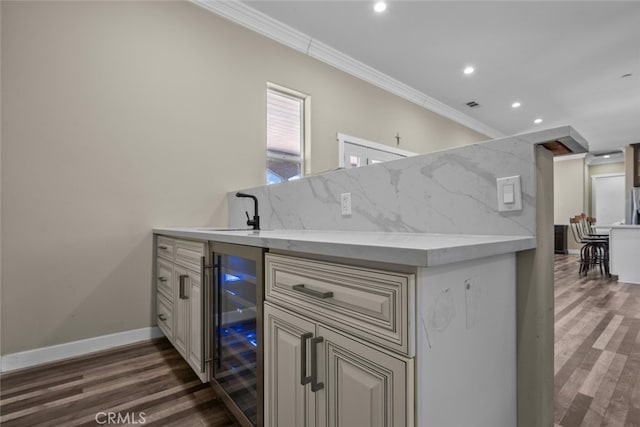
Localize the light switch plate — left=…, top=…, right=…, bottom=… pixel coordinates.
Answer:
left=497, top=176, right=522, bottom=212
left=503, top=184, right=515, bottom=204
left=341, top=192, right=352, bottom=216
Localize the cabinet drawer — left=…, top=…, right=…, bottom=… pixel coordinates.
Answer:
left=156, top=258, right=173, bottom=301
left=157, top=236, right=175, bottom=261
left=265, top=253, right=415, bottom=356
left=175, top=239, right=205, bottom=271
left=157, top=292, right=173, bottom=338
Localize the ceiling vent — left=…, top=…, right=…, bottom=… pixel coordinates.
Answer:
left=465, top=101, right=479, bottom=108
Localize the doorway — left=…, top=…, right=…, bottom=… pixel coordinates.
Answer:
left=591, top=173, right=625, bottom=227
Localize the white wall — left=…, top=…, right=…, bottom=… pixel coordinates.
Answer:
left=0, top=1, right=486, bottom=354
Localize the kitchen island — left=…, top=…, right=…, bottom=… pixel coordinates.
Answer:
left=154, top=227, right=534, bottom=427
left=609, top=225, right=640, bottom=284
left=155, top=126, right=589, bottom=426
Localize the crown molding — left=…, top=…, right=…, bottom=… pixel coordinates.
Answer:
left=192, top=0, right=504, bottom=139
left=191, top=0, right=310, bottom=53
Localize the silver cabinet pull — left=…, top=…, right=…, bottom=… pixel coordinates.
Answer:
left=158, top=314, right=167, bottom=321
left=292, top=284, right=333, bottom=299
left=179, top=274, right=189, bottom=299
left=158, top=276, right=168, bottom=282
left=159, top=245, right=168, bottom=250
left=310, top=336, right=324, bottom=392
left=300, top=332, right=313, bottom=386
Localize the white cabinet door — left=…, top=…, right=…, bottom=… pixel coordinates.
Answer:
left=317, top=326, right=412, bottom=427
left=264, top=303, right=317, bottom=427
left=155, top=235, right=210, bottom=382
left=187, top=269, right=207, bottom=381
left=173, top=265, right=189, bottom=358
left=264, top=303, right=413, bottom=427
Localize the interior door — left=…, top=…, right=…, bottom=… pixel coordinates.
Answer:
left=592, top=174, right=625, bottom=226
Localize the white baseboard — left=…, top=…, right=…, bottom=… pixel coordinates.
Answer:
left=567, top=249, right=580, bottom=255
left=0, top=327, right=163, bottom=372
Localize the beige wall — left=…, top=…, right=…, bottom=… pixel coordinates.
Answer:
left=1, top=1, right=486, bottom=354
left=554, top=157, right=585, bottom=249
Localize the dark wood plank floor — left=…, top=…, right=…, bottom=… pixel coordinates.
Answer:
left=2, top=255, right=638, bottom=426
left=555, top=254, right=640, bottom=427
left=0, top=338, right=238, bottom=426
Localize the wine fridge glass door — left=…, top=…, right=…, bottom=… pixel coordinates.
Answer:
left=214, top=253, right=258, bottom=425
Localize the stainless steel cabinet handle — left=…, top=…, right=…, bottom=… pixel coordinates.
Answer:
left=158, top=314, right=167, bottom=321
left=292, top=284, right=333, bottom=299
left=300, top=332, right=313, bottom=386
left=310, top=336, right=324, bottom=392
left=158, top=245, right=168, bottom=250
left=158, top=276, right=167, bottom=282
left=179, top=274, right=189, bottom=299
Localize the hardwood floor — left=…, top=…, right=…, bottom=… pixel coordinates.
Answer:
left=555, top=254, right=640, bottom=427
left=0, top=338, right=237, bottom=427
left=1, top=255, right=638, bottom=426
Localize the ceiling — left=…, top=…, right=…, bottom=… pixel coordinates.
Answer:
left=238, top=0, right=640, bottom=154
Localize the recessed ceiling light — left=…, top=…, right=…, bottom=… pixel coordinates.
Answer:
left=374, top=1, right=387, bottom=13
left=603, top=155, right=611, bottom=159
left=534, top=118, right=543, bottom=124
left=463, top=66, right=475, bottom=75
left=512, top=102, right=521, bottom=108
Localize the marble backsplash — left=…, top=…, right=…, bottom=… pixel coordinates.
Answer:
left=227, top=132, right=550, bottom=236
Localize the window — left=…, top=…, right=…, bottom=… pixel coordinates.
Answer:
left=266, top=85, right=307, bottom=184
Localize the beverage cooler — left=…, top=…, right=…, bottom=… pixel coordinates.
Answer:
left=210, top=242, right=265, bottom=427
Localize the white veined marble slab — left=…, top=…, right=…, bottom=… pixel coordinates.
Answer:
left=229, top=135, right=537, bottom=236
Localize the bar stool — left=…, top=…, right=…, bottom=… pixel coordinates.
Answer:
left=569, top=216, right=609, bottom=277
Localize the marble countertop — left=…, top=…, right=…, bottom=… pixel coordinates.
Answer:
left=609, top=225, right=640, bottom=229
left=153, top=227, right=536, bottom=267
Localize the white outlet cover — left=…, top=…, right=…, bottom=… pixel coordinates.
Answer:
left=341, top=192, right=352, bottom=216
left=496, top=176, right=522, bottom=212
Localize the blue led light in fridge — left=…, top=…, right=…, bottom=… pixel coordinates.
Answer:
left=224, top=273, right=241, bottom=282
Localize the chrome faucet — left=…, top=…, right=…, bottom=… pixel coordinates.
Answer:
left=235, top=192, right=260, bottom=230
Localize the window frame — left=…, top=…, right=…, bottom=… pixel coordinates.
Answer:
left=266, top=83, right=310, bottom=184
